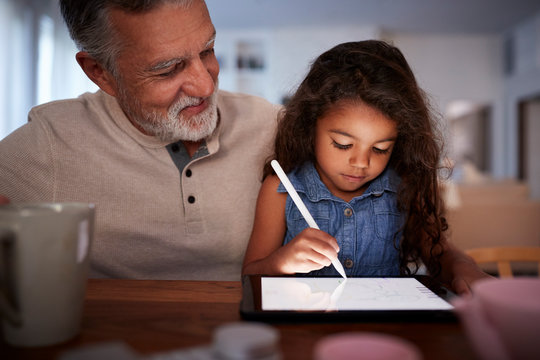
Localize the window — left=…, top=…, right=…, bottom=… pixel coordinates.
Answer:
left=0, top=0, right=97, bottom=139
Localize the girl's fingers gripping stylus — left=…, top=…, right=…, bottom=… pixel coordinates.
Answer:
left=290, top=228, right=339, bottom=269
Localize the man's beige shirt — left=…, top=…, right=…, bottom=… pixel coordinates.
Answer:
left=0, top=90, right=279, bottom=280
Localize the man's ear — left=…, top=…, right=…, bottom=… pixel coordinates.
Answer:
left=75, top=51, right=119, bottom=97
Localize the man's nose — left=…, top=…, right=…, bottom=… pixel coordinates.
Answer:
left=182, top=58, right=216, bottom=98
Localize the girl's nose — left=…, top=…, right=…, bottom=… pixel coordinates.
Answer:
left=349, top=150, right=369, bottom=169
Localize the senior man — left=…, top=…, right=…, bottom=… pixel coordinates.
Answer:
left=0, top=0, right=279, bottom=279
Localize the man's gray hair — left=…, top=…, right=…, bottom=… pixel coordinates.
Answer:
left=59, top=0, right=196, bottom=78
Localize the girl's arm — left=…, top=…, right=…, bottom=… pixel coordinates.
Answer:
left=242, top=175, right=339, bottom=275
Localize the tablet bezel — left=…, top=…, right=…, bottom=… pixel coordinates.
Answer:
left=239, top=275, right=457, bottom=322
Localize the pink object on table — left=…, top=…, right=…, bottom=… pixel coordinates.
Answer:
left=452, top=277, right=540, bottom=360
left=314, top=332, right=422, bottom=360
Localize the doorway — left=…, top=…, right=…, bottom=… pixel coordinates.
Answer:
left=447, top=101, right=491, bottom=182
left=519, top=95, right=540, bottom=199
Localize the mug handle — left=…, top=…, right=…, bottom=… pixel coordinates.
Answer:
left=0, top=228, right=22, bottom=326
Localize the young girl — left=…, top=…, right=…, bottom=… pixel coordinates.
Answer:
left=242, top=40, right=489, bottom=295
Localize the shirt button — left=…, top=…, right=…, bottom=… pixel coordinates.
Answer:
left=171, top=143, right=180, bottom=152
left=344, top=259, right=354, bottom=269
left=344, top=208, right=353, bottom=217
left=186, top=169, right=192, bottom=177
left=188, top=196, right=196, bottom=204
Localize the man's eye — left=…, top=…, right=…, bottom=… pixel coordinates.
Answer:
left=332, top=140, right=352, bottom=150
left=201, top=48, right=215, bottom=58
left=158, top=69, right=175, bottom=77
left=157, top=62, right=186, bottom=77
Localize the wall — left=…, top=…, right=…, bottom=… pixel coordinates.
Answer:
left=504, top=12, right=540, bottom=180
left=217, top=13, right=540, bottom=183
left=3, top=3, right=540, bottom=184
left=0, top=1, right=36, bottom=138
left=0, top=0, right=97, bottom=140
left=387, top=14, right=540, bottom=182
left=217, top=28, right=508, bottom=178
left=383, top=33, right=505, bottom=178
left=523, top=100, right=540, bottom=199
left=215, top=26, right=381, bottom=104
left=267, top=26, right=381, bottom=103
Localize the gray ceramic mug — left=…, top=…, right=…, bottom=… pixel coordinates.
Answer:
left=0, top=202, right=95, bottom=347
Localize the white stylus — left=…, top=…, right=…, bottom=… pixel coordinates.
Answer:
left=271, top=160, right=347, bottom=279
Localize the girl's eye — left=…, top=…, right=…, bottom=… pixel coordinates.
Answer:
left=373, top=147, right=390, bottom=155
left=332, top=140, right=352, bottom=150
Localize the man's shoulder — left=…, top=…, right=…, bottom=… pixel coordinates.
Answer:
left=217, top=89, right=274, bottom=104
left=29, top=90, right=114, bottom=120
left=217, top=90, right=281, bottom=118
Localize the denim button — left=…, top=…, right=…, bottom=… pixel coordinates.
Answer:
left=344, top=259, right=354, bottom=268
left=344, top=208, right=353, bottom=217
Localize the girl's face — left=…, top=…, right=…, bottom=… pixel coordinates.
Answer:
left=314, top=101, right=398, bottom=202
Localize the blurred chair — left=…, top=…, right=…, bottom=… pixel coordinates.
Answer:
left=466, top=247, right=540, bottom=277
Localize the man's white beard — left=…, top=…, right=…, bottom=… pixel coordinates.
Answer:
left=119, top=86, right=219, bottom=144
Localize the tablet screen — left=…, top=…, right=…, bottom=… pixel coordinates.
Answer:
left=260, top=277, right=453, bottom=311
left=240, top=275, right=455, bottom=321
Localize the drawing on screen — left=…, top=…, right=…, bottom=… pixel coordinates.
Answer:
left=261, top=277, right=452, bottom=311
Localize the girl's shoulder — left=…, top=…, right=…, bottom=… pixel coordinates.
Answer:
left=261, top=175, right=286, bottom=199
left=262, top=174, right=281, bottom=189
left=258, top=175, right=287, bottom=210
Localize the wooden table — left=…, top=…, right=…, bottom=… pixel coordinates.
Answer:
left=1, top=279, right=477, bottom=359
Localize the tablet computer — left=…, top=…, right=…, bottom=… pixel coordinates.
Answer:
left=240, top=275, right=456, bottom=322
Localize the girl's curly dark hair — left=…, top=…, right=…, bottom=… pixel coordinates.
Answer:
left=264, top=40, right=448, bottom=277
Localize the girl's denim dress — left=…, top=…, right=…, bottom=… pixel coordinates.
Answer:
left=278, top=162, right=403, bottom=277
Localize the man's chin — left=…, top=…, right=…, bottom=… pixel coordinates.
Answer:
left=128, top=100, right=218, bottom=143
left=165, top=121, right=218, bottom=143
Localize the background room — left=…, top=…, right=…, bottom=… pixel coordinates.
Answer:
left=1, top=0, right=540, bottom=271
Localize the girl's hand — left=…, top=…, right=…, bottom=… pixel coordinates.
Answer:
left=273, top=228, right=340, bottom=274
left=420, top=238, right=493, bottom=296
left=434, top=242, right=494, bottom=296
left=450, top=261, right=494, bottom=296
left=242, top=175, right=339, bottom=276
